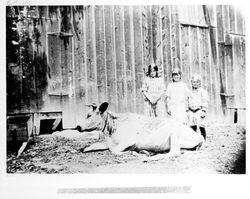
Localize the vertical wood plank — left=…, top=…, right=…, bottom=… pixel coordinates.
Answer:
left=60, top=38, right=71, bottom=93
left=161, top=6, right=172, bottom=84
left=208, top=27, right=219, bottom=122
left=33, top=7, right=48, bottom=111
left=206, top=5, right=216, bottom=27
left=180, top=25, right=191, bottom=83
left=236, top=8, right=244, bottom=35
left=152, top=5, right=163, bottom=69
left=218, top=43, right=227, bottom=120
left=60, top=6, right=75, bottom=127
left=190, top=27, right=199, bottom=74
left=232, top=36, right=245, bottom=118
left=121, top=6, right=128, bottom=112
left=48, top=6, right=60, bottom=33
left=229, top=5, right=236, bottom=33
left=47, top=35, right=61, bottom=93
left=232, top=36, right=240, bottom=115
left=72, top=6, right=86, bottom=123
left=95, top=5, right=107, bottom=103
left=206, top=5, right=221, bottom=122
left=217, top=5, right=230, bottom=122
left=224, top=37, right=234, bottom=122
left=239, top=36, right=246, bottom=123
left=46, top=7, right=61, bottom=110
left=216, top=5, right=224, bottom=42
left=200, top=28, right=213, bottom=120
left=170, top=6, right=177, bottom=69
left=83, top=6, right=89, bottom=109
left=21, top=17, right=34, bottom=111
left=72, top=6, right=86, bottom=102
left=197, top=27, right=201, bottom=75
left=199, top=28, right=206, bottom=89
left=114, top=6, right=127, bottom=112
left=175, top=7, right=181, bottom=70
left=223, top=5, right=230, bottom=33
left=204, top=29, right=211, bottom=105
left=85, top=6, right=98, bottom=104
left=240, top=36, right=245, bottom=105
left=141, top=6, right=150, bottom=69
left=104, top=6, right=117, bottom=112
left=133, top=6, right=144, bottom=114
left=147, top=6, right=153, bottom=65
left=124, top=6, right=136, bottom=112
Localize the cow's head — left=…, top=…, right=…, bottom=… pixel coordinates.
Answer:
left=81, top=102, right=109, bottom=132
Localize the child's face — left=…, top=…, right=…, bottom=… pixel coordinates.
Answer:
left=151, top=69, right=157, bottom=78
left=191, top=80, right=200, bottom=89
left=172, top=74, right=181, bottom=82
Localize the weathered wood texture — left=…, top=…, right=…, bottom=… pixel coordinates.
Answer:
left=6, top=5, right=245, bottom=125
left=72, top=6, right=86, bottom=125
left=133, top=6, right=144, bottom=114
left=114, top=6, right=127, bottom=113
left=104, top=6, right=117, bottom=112
left=161, top=6, right=172, bottom=85
left=124, top=6, right=136, bottom=113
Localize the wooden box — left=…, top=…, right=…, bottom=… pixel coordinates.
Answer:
left=7, top=115, right=33, bottom=142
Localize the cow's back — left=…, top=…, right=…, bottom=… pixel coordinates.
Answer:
left=107, top=113, right=203, bottom=153
left=114, top=115, right=172, bottom=152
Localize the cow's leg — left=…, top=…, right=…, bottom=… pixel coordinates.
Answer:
left=168, top=130, right=182, bottom=156
left=143, top=131, right=181, bottom=162
left=110, top=142, right=135, bottom=155
left=82, top=142, right=109, bottom=153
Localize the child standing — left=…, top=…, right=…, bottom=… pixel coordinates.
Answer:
left=186, top=74, right=209, bottom=140
left=165, top=68, right=190, bottom=124
left=141, top=64, right=166, bottom=118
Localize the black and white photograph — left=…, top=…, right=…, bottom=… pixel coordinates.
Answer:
left=1, top=0, right=249, bottom=198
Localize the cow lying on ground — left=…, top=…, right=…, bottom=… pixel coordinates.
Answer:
left=78, top=102, right=205, bottom=161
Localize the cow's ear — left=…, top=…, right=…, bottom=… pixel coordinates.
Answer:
left=99, top=102, right=109, bottom=114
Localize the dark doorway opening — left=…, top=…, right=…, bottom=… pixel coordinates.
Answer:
left=39, top=119, right=62, bottom=134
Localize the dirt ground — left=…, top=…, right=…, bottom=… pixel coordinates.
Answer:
left=7, top=124, right=245, bottom=174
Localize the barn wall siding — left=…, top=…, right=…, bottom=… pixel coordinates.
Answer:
left=6, top=5, right=245, bottom=126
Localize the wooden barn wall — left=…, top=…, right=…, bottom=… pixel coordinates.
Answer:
left=6, top=5, right=245, bottom=126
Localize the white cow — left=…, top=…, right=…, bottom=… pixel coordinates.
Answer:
left=79, top=102, right=205, bottom=161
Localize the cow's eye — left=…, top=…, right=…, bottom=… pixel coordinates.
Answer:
left=86, top=114, right=91, bottom=118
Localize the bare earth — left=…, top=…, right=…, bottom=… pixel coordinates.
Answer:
left=7, top=124, right=246, bottom=174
